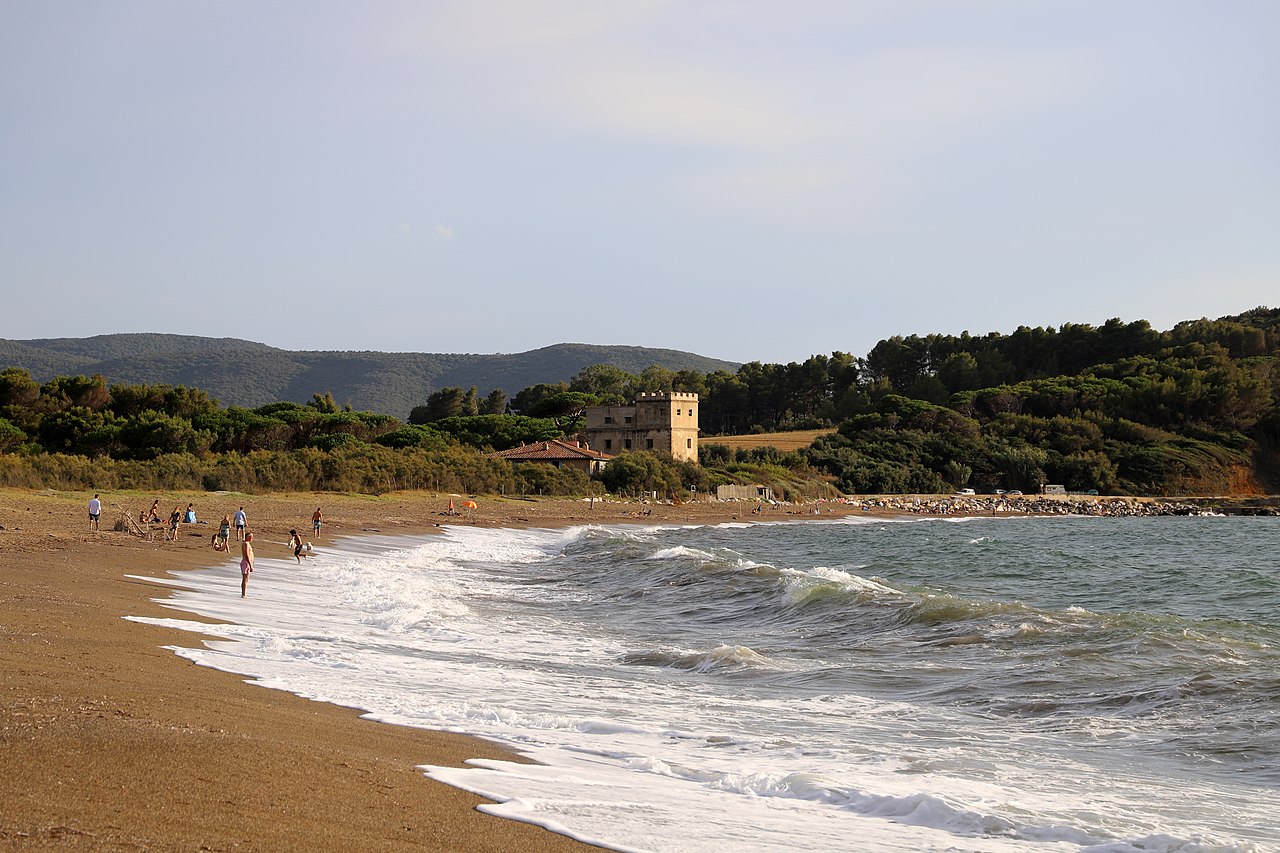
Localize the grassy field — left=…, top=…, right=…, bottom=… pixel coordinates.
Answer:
left=704, top=429, right=832, bottom=452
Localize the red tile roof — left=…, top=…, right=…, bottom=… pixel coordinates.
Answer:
left=489, top=439, right=613, bottom=462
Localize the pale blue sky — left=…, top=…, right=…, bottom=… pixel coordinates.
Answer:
left=2, top=1, right=1276, bottom=364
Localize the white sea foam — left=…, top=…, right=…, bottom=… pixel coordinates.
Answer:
left=647, top=545, right=717, bottom=561
left=128, top=523, right=1279, bottom=853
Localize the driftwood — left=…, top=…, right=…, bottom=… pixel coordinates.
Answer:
left=112, top=505, right=155, bottom=540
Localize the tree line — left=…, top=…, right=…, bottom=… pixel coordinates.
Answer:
left=2, top=306, right=1277, bottom=497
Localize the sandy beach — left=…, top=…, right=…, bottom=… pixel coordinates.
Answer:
left=0, top=488, right=842, bottom=851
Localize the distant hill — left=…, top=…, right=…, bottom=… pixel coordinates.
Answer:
left=0, top=334, right=739, bottom=418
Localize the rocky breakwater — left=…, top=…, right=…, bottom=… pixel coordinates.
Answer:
left=841, top=495, right=1221, bottom=517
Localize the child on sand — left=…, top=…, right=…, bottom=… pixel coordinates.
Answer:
left=287, top=529, right=312, bottom=563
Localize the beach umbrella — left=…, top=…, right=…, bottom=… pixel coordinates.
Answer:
left=462, top=500, right=478, bottom=510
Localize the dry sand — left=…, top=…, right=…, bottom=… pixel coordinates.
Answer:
left=0, top=488, right=858, bottom=851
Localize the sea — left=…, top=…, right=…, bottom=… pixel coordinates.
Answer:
left=128, top=514, right=1280, bottom=852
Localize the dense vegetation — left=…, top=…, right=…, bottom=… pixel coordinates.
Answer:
left=2, top=308, right=1277, bottom=498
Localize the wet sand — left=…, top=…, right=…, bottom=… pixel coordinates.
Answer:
left=0, top=489, right=854, bottom=850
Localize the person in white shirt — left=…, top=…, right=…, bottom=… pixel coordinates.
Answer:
left=233, top=507, right=247, bottom=540
left=88, top=494, right=102, bottom=530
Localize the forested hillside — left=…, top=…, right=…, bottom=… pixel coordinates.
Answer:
left=1, top=308, right=1276, bottom=497
left=693, top=307, right=1280, bottom=495
left=0, top=335, right=738, bottom=418
left=507, top=307, right=1279, bottom=496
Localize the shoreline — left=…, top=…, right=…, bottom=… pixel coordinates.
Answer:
left=3, top=488, right=894, bottom=850
left=2, top=490, right=620, bottom=851
left=1, top=487, right=1267, bottom=849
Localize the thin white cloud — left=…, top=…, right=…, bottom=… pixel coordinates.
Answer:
left=388, top=2, right=1090, bottom=185
left=436, top=224, right=455, bottom=240
left=395, top=0, right=672, bottom=56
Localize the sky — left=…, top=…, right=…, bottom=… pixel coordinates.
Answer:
left=1, top=1, right=1276, bottom=365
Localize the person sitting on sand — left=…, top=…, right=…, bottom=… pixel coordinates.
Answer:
left=211, top=532, right=228, bottom=552
left=149, top=499, right=161, bottom=523
left=240, top=533, right=254, bottom=597
left=287, top=529, right=310, bottom=563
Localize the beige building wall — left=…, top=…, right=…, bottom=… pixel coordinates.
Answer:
left=584, top=391, right=699, bottom=463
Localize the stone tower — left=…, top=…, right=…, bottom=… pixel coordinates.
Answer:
left=584, top=391, right=699, bottom=463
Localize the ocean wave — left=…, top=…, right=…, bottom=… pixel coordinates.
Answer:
left=619, top=644, right=774, bottom=674
left=779, top=566, right=900, bottom=608
left=907, top=593, right=1057, bottom=629
left=647, top=545, right=718, bottom=562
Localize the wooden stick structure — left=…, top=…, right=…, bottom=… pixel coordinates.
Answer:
left=112, top=504, right=154, bottom=540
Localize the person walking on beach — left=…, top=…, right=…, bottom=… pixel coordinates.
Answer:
left=234, top=506, right=246, bottom=540
left=168, top=506, right=182, bottom=542
left=88, top=494, right=101, bottom=530
left=217, top=514, right=232, bottom=551
left=240, top=533, right=254, bottom=597
left=312, top=507, right=323, bottom=538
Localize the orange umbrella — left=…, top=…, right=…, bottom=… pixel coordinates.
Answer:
left=462, top=500, right=478, bottom=510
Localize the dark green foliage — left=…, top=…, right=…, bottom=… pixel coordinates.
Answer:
left=699, top=443, right=734, bottom=466
left=0, top=367, right=40, bottom=409
left=526, top=391, right=598, bottom=432
left=307, top=432, right=360, bottom=452
left=598, top=451, right=685, bottom=495
left=0, top=417, right=25, bottom=453
left=375, top=425, right=448, bottom=450
left=510, top=462, right=590, bottom=496
left=307, top=391, right=340, bottom=413
left=3, top=306, right=1279, bottom=497
left=116, top=411, right=209, bottom=460
left=430, top=415, right=562, bottom=451
left=510, top=382, right=568, bottom=414
left=421, top=387, right=466, bottom=421
left=481, top=388, right=509, bottom=415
